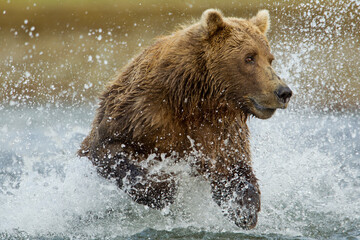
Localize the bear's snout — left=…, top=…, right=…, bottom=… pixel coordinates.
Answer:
left=275, top=85, right=292, bottom=105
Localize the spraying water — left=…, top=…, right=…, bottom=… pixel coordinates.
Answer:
left=0, top=0, right=359, bottom=239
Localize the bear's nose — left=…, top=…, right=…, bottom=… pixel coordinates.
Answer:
left=275, top=86, right=292, bottom=104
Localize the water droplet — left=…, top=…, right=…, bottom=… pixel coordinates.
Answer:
left=24, top=71, right=31, bottom=78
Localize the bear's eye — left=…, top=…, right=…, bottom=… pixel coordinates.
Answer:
left=245, top=56, right=255, bottom=64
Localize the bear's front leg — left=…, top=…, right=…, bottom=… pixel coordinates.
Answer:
left=210, top=167, right=260, bottom=229
left=95, top=153, right=177, bottom=210
left=123, top=171, right=177, bottom=210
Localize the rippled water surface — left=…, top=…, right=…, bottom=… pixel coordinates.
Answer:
left=0, top=107, right=359, bottom=239
left=1, top=0, right=359, bottom=239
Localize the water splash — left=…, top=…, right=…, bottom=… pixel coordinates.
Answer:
left=0, top=108, right=359, bottom=239
left=0, top=0, right=359, bottom=239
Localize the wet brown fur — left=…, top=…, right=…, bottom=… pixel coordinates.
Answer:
left=78, top=9, right=291, bottom=229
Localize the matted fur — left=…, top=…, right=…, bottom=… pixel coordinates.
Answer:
left=79, top=9, right=291, bottom=229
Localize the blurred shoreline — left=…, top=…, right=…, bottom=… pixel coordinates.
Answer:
left=0, top=0, right=359, bottom=112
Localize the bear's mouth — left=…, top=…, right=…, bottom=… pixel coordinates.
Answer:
left=250, top=98, right=277, bottom=112
left=249, top=98, right=277, bottom=119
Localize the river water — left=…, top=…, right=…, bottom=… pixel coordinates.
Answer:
left=0, top=107, right=359, bottom=239
left=1, top=0, right=359, bottom=239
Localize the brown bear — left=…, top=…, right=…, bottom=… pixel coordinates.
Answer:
left=78, top=9, right=292, bottom=229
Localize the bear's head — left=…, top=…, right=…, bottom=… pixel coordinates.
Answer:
left=201, top=9, right=292, bottom=119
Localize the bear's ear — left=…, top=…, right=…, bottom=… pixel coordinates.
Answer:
left=250, top=9, right=270, bottom=34
left=201, top=9, right=225, bottom=36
